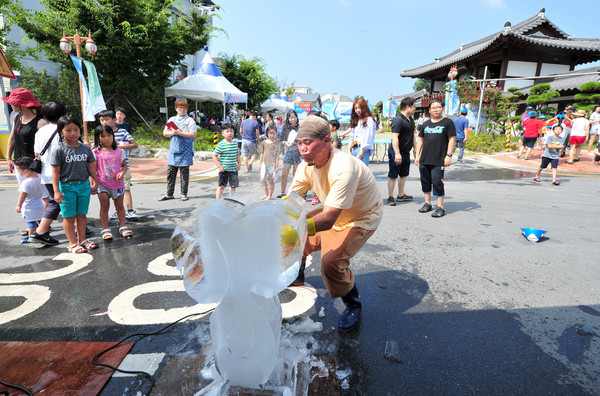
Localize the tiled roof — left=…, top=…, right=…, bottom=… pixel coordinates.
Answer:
left=392, top=89, right=429, bottom=101
left=518, top=67, right=600, bottom=94
left=292, top=93, right=321, bottom=103
left=401, top=10, right=600, bottom=78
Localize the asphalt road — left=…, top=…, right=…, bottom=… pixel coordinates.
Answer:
left=1, top=158, right=599, bottom=395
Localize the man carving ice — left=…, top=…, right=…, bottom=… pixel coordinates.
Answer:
left=287, top=115, right=382, bottom=332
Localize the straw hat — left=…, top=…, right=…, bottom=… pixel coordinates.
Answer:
left=573, top=109, right=587, bottom=117
left=1, top=88, right=42, bottom=107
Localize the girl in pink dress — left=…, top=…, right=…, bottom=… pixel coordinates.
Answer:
left=93, top=125, right=132, bottom=240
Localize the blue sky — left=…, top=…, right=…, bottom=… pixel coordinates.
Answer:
left=209, top=0, right=600, bottom=104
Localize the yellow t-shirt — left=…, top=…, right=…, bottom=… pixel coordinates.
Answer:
left=290, top=149, right=382, bottom=231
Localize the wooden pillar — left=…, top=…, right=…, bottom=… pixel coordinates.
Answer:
left=499, top=50, right=509, bottom=90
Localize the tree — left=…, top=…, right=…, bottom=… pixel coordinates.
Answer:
left=413, top=78, right=431, bottom=92
left=525, top=83, right=560, bottom=112
left=573, top=81, right=600, bottom=112
left=6, top=0, right=211, bottom=123
left=218, top=53, right=277, bottom=110
left=285, top=85, right=296, bottom=98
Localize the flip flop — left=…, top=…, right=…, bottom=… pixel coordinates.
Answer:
left=80, top=239, right=98, bottom=251
left=67, top=244, right=86, bottom=254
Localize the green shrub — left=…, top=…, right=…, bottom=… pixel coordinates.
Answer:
left=579, top=81, right=600, bottom=92
left=530, top=83, right=552, bottom=95
left=465, top=132, right=519, bottom=154
left=132, top=125, right=219, bottom=152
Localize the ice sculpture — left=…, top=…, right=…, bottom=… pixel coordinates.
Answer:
left=171, top=194, right=307, bottom=388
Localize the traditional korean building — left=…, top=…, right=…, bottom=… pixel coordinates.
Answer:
left=401, top=8, right=600, bottom=109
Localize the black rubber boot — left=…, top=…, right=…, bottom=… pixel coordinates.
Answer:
left=338, top=285, right=362, bottom=333
left=289, top=259, right=305, bottom=287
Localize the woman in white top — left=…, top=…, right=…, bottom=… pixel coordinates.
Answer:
left=567, top=109, right=590, bottom=164
left=587, top=105, right=600, bottom=154
left=30, top=102, right=67, bottom=245
left=346, top=97, right=376, bottom=166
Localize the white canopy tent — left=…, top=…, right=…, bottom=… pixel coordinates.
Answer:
left=164, top=52, right=247, bottom=118
left=260, top=94, right=293, bottom=114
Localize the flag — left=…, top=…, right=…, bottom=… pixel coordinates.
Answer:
left=83, top=60, right=107, bottom=116
left=444, top=80, right=460, bottom=117
left=70, top=55, right=94, bottom=121
left=382, top=100, right=398, bottom=118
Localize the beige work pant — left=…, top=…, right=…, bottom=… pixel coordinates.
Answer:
left=304, top=226, right=375, bottom=298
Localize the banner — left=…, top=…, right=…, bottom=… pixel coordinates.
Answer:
left=83, top=60, right=107, bottom=116
left=321, top=101, right=337, bottom=121
left=225, top=92, right=247, bottom=103
left=70, top=55, right=95, bottom=121
left=294, top=101, right=311, bottom=121
left=335, top=102, right=353, bottom=123
left=382, top=100, right=398, bottom=118
left=444, top=80, right=460, bottom=117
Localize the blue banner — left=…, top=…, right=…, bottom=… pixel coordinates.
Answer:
left=70, top=55, right=94, bottom=121
left=444, top=80, right=460, bottom=117
left=225, top=92, right=247, bottom=103
left=382, top=100, right=398, bottom=118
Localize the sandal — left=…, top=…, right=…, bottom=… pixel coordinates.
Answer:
left=533, top=177, right=541, bottom=182
left=20, top=230, right=29, bottom=237
left=80, top=239, right=98, bottom=251
left=67, top=244, right=86, bottom=254
left=566, top=160, right=574, bottom=164
left=101, top=229, right=113, bottom=240
left=119, top=226, right=133, bottom=238
left=552, top=181, right=560, bottom=186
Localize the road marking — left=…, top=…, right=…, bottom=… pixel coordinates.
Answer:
left=281, top=283, right=318, bottom=319
left=107, top=279, right=318, bottom=325
left=148, top=253, right=181, bottom=277
left=107, top=280, right=217, bottom=325
left=0, top=285, right=51, bottom=325
left=112, top=353, right=166, bottom=377
left=0, top=253, right=93, bottom=284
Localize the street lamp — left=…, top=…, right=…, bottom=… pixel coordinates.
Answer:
left=59, top=29, right=97, bottom=145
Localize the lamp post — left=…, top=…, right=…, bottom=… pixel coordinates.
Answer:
left=59, top=29, right=97, bottom=146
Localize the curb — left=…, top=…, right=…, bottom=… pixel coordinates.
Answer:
left=0, top=164, right=220, bottom=186
left=471, top=153, right=600, bottom=177
left=132, top=165, right=218, bottom=184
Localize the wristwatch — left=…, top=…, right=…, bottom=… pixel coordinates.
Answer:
left=446, top=153, right=452, bottom=157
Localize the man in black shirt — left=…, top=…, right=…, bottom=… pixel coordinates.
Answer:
left=414, top=99, right=456, bottom=218
left=387, top=97, right=416, bottom=206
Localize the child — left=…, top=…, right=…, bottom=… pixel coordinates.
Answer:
left=93, top=125, right=132, bottom=240
left=534, top=125, right=565, bottom=186
left=329, top=119, right=341, bottom=149
left=212, top=124, right=241, bottom=199
left=51, top=116, right=99, bottom=253
left=98, top=110, right=138, bottom=219
left=115, top=107, right=131, bottom=134
left=258, top=125, right=280, bottom=200
left=14, top=156, right=49, bottom=243
left=159, top=100, right=197, bottom=201
left=29, top=102, right=66, bottom=245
